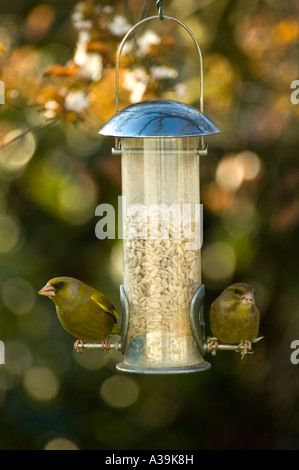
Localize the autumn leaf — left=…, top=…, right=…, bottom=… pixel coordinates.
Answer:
left=86, top=41, right=109, bottom=55
left=44, top=63, right=78, bottom=77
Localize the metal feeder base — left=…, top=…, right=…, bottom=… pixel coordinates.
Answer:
left=116, top=360, right=211, bottom=375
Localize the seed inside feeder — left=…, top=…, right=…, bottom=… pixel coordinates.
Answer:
left=124, top=211, right=201, bottom=367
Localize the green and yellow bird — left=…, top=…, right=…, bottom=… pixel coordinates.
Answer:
left=38, top=277, right=121, bottom=353
left=208, top=283, right=260, bottom=358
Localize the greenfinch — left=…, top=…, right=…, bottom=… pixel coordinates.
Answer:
left=208, top=283, right=260, bottom=358
left=38, top=276, right=121, bottom=353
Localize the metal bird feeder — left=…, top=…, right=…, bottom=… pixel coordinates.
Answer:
left=99, top=6, right=220, bottom=373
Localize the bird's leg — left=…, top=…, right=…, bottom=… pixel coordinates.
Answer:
left=74, top=339, right=84, bottom=354
left=101, top=337, right=110, bottom=354
left=237, top=340, right=253, bottom=359
left=206, top=337, right=219, bottom=356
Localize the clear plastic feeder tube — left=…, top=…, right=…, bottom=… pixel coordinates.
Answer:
left=119, top=137, right=207, bottom=372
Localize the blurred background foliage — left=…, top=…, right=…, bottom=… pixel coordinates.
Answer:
left=0, top=0, right=299, bottom=450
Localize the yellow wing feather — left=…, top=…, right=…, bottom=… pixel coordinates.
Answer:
left=90, top=291, right=119, bottom=322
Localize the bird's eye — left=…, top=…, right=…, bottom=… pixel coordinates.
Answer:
left=233, top=288, right=241, bottom=295
left=54, top=281, right=65, bottom=289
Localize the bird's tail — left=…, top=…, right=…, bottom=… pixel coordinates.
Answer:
left=111, top=324, right=121, bottom=336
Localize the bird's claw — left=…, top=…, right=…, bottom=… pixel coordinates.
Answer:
left=236, top=340, right=253, bottom=359
left=101, top=337, right=110, bottom=355
left=206, top=337, right=219, bottom=356
left=74, top=339, right=84, bottom=354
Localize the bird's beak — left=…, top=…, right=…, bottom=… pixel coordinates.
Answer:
left=242, top=291, right=255, bottom=305
left=38, top=283, right=56, bottom=297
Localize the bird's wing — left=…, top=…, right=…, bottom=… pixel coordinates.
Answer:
left=90, top=291, right=119, bottom=323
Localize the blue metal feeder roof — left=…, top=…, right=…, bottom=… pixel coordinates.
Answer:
left=99, top=99, right=220, bottom=138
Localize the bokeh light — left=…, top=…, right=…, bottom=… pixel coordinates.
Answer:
left=222, top=201, right=261, bottom=238
left=0, top=213, right=21, bottom=253
left=99, top=375, right=139, bottom=408
left=0, top=19, right=16, bottom=54
left=216, top=154, right=245, bottom=192
left=202, top=241, right=236, bottom=286
left=0, top=130, right=35, bottom=180
left=0, top=340, right=33, bottom=394
left=66, top=127, right=102, bottom=157
left=203, top=182, right=235, bottom=214
left=44, top=437, right=79, bottom=450
left=215, top=151, right=262, bottom=192
left=237, top=150, right=262, bottom=181
left=23, top=4, right=56, bottom=42
left=59, top=177, right=97, bottom=225
left=5, top=340, right=33, bottom=376
left=1, top=278, right=35, bottom=315
left=109, top=241, right=123, bottom=288
left=22, top=366, right=60, bottom=403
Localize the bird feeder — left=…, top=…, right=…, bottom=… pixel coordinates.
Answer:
left=99, top=10, right=220, bottom=374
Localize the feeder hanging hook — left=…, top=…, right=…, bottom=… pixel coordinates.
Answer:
left=156, top=0, right=164, bottom=20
